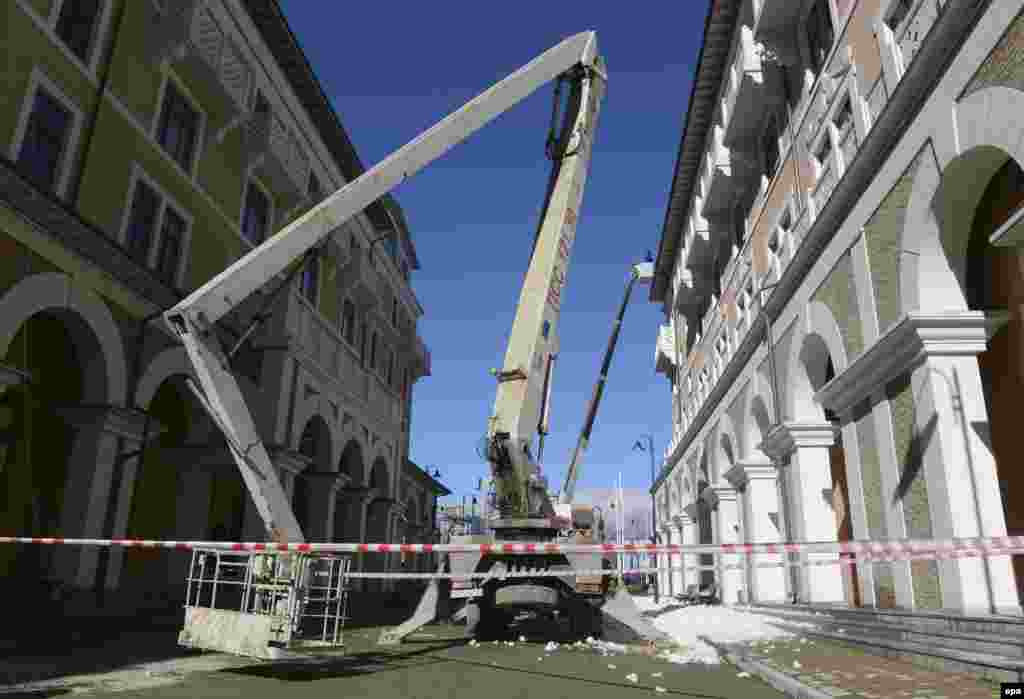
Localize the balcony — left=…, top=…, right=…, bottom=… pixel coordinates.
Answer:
left=144, top=0, right=252, bottom=131
left=243, top=108, right=311, bottom=206
left=413, top=335, right=431, bottom=379
left=655, top=324, right=676, bottom=376
left=720, top=26, right=787, bottom=152
left=887, top=0, right=945, bottom=76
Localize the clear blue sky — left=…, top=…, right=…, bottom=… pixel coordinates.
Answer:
left=278, top=3, right=709, bottom=503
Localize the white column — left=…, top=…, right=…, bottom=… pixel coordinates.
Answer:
left=658, top=524, right=671, bottom=598
left=726, top=460, right=787, bottom=604
left=913, top=353, right=1020, bottom=615
left=680, top=509, right=698, bottom=593
left=763, top=422, right=845, bottom=604
left=705, top=485, right=743, bottom=605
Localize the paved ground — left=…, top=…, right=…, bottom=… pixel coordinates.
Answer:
left=0, top=621, right=788, bottom=698
left=733, top=636, right=1002, bottom=699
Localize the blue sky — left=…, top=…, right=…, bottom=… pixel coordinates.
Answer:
left=278, top=3, right=709, bottom=503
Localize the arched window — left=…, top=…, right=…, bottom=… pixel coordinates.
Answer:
left=342, top=299, right=355, bottom=345
left=359, top=321, right=368, bottom=362
left=369, top=331, right=378, bottom=371
left=387, top=351, right=395, bottom=386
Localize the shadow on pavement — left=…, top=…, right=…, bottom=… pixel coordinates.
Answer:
left=221, top=640, right=465, bottom=682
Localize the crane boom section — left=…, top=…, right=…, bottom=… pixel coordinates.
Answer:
left=166, top=32, right=599, bottom=328
left=164, top=33, right=604, bottom=544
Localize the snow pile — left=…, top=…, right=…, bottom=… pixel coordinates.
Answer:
left=631, top=596, right=813, bottom=665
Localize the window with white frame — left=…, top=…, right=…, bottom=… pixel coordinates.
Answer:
left=55, top=0, right=103, bottom=65
left=241, top=181, right=271, bottom=245
left=806, top=0, right=836, bottom=75
left=15, top=87, right=75, bottom=195
left=156, top=80, right=200, bottom=173
left=122, top=170, right=190, bottom=287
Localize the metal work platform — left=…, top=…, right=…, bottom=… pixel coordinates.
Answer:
left=178, top=548, right=350, bottom=659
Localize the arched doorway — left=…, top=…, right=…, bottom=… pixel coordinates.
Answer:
left=0, top=312, right=85, bottom=598
left=333, top=439, right=364, bottom=542
left=365, top=459, right=390, bottom=591
left=965, top=156, right=1024, bottom=606
left=794, top=333, right=860, bottom=607
left=123, top=377, right=190, bottom=597
left=294, top=415, right=332, bottom=539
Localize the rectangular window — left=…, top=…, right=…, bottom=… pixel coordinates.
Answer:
left=301, top=255, right=319, bottom=304
left=806, top=0, right=835, bottom=74
left=125, top=180, right=160, bottom=263
left=17, top=90, right=72, bottom=193
left=391, top=298, right=398, bottom=327
left=157, top=206, right=185, bottom=284
left=157, top=81, right=199, bottom=172
left=242, top=183, right=270, bottom=245
left=56, top=0, right=102, bottom=64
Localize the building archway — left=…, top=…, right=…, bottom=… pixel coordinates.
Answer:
left=293, top=415, right=332, bottom=538
left=122, top=376, right=196, bottom=599
left=365, top=459, right=391, bottom=591
left=789, top=330, right=860, bottom=606
left=0, top=311, right=92, bottom=598
left=965, top=156, right=1024, bottom=605
left=334, top=439, right=365, bottom=542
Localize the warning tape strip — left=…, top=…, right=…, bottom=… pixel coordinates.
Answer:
left=337, top=546, right=1024, bottom=579
left=2, top=535, right=1023, bottom=556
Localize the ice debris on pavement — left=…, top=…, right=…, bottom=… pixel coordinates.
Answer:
left=655, top=687, right=666, bottom=694
left=625, top=673, right=638, bottom=683
left=651, top=672, right=663, bottom=678
left=607, top=664, right=617, bottom=670
left=544, top=641, right=558, bottom=653
left=632, top=595, right=803, bottom=665
left=793, top=660, right=802, bottom=669
left=737, top=671, right=751, bottom=678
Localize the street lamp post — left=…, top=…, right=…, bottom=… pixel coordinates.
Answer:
left=634, top=435, right=659, bottom=603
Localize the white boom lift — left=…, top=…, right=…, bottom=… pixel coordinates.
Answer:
left=166, top=31, right=666, bottom=650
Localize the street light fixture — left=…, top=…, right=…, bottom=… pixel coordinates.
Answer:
left=633, top=435, right=659, bottom=603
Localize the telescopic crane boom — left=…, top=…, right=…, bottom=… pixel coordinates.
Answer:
left=162, top=32, right=606, bottom=545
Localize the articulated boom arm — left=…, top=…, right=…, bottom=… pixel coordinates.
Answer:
left=163, top=32, right=605, bottom=543
left=486, top=44, right=606, bottom=523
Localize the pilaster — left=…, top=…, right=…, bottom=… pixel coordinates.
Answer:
left=725, top=458, right=786, bottom=603
left=761, top=422, right=845, bottom=605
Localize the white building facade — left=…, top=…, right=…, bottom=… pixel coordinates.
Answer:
left=651, top=0, right=1024, bottom=617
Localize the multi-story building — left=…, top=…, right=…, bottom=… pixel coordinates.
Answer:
left=650, top=0, right=1024, bottom=617
left=0, top=0, right=441, bottom=609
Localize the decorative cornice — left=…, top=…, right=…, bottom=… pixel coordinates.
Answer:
left=816, top=311, right=1009, bottom=416
left=266, top=446, right=313, bottom=475
left=760, top=421, right=837, bottom=461
left=701, top=484, right=737, bottom=508
left=724, top=459, right=777, bottom=490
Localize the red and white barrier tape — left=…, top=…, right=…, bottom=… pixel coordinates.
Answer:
left=338, top=546, right=1024, bottom=579
left=4, top=535, right=1022, bottom=556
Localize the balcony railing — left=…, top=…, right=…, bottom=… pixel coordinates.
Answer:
left=889, top=0, right=945, bottom=75
left=243, top=109, right=311, bottom=206
left=655, top=324, right=676, bottom=376
left=144, top=1, right=252, bottom=129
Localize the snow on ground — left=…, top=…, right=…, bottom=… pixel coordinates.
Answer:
left=630, top=596, right=818, bottom=665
